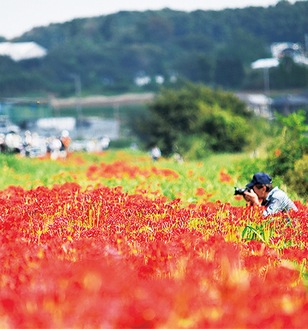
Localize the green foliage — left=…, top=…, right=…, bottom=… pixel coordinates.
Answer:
left=2, top=2, right=307, bottom=96
left=0, top=149, right=304, bottom=205
left=110, top=138, right=135, bottom=149
left=228, top=156, right=267, bottom=187
left=133, top=83, right=256, bottom=158
left=287, top=154, right=308, bottom=198
left=176, top=134, right=212, bottom=160
left=267, top=110, right=308, bottom=195
left=197, top=103, right=249, bottom=152
left=242, top=222, right=275, bottom=244
left=0, top=154, right=76, bottom=189
left=214, top=56, right=245, bottom=88
left=243, top=116, right=272, bottom=153
left=270, top=57, right=308, bottom=89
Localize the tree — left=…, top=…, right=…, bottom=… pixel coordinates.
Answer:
left=270, top=57, right=308, bottom=89
left=132, top=83, right=254, bottom=158
left=214, top=57, right=245, bottom=88
left=5, top=2, right=306, bottom=96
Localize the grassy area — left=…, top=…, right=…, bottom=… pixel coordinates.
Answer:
left=0, top=149, right=303, bottom=207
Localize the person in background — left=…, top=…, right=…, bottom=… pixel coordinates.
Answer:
left=100, top=136, right=110, bottom=150
left=49, top=136, right=62, bottom=160
left=60, top=130, right=71, bottom=158
left=5, top=130, right=22, bottom=154
left=150, top=145, right=161, bottom=161
left=243, top=172, right=298, bottom=217
left=0, top=133, right=6, bottom=153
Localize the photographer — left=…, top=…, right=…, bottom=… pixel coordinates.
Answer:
left=240, top=172, right=298, bottom=217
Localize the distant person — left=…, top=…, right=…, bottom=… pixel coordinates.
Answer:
left=22, top=130, right=32, bottom=157
left=100, top=136, right=110, bottom=150
left=5, top=130, right=22, bottom=153
left=242, top=172, right=298, bottom=217
left=173, top=152, right=184, bottom=163
left=60, top=130, right=71, bottom=158
left=60, top=130, right=71, bottom=149
left=150, top=145, right=161, bottom=161
left=0, top=133, right=6, bottom=153
left=49, top=136, right=62, bottom=160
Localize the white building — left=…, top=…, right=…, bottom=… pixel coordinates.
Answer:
left=0, top=42, right=47, bottom=61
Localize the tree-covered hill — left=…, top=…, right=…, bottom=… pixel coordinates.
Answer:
left=0, top=0, right=307, bottom=96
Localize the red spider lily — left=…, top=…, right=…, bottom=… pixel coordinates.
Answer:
left=219, top=169, right=234, bottom=184
left=0, top=160, right=307, bottom=328
left=86, top=160, right=179, bottom=180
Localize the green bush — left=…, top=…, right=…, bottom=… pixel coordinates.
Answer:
left=176, top=134, right=212, bottom=160
left=267, top=111, right=308, bottom=176
left=286, top=154, right=308, bottom=198
left=266, top=110, right=308, bottom=197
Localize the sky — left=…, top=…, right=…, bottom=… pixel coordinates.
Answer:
left=1, top=0, right=298, bottom=39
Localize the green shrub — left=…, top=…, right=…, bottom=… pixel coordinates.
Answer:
left=267, top=110, right=308, bottom=177
left=176, top=134, right=212, bottom=160
left=286, top=154, right=308, bottom=198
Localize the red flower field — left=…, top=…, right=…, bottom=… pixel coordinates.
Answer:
left=0, top=153, right=307, bottom=328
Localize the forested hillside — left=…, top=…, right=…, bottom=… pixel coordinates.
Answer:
left=0, top=0, right=307, bottom=96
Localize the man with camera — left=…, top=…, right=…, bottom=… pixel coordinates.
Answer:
left=235, top=172, right=298, bottom=217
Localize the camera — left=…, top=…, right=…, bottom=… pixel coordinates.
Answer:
left=234, top=187, right=251, bottom=196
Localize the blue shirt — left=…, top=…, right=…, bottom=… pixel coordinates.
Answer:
left=262, top=186, right=298, bottom=217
